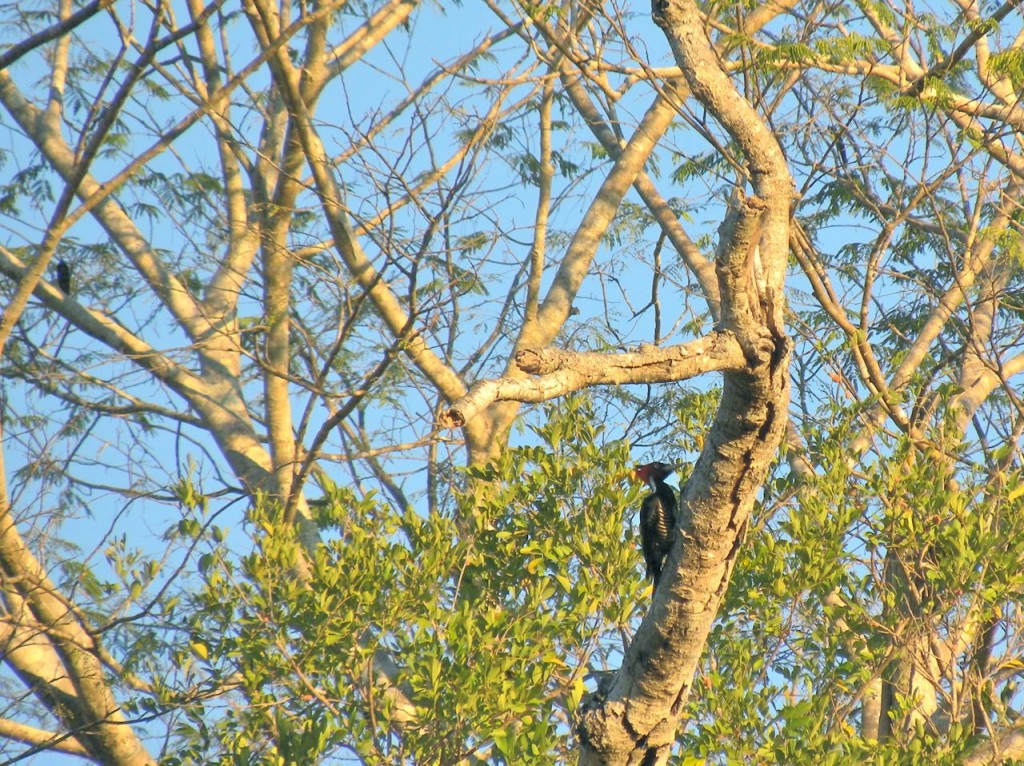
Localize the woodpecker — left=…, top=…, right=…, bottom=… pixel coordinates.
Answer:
left=635, top=461, right=679, bottom=589
left=55, top=259, right=71, bottom=296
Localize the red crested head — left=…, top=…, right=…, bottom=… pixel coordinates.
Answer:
left=634, top=461, right=677, bottom=483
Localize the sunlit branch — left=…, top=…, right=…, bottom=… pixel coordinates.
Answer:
left=441, top=333, right=746, bottom=428
left=0, top=246, right=202, bottom=396
left=524, top=76, right=554, bottom=325
left=0, top=716, right=90, bottom=758
left=324, top=0, right=417, bottom=78
left=904, top=0, right=1024, bottom=94
left=250, top=0, right=468, bottom=406
left=559, top=70, right=721, bottom=319
left=0, top=0, right=114, bottom=71
left=523, top=92, right=678, bottom=346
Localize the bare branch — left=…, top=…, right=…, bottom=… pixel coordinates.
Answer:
left=0, top=717, right=90, bottom=758
left=441, top=333, right=746, bottom=428
left=0, top=0, right=114, bottom=72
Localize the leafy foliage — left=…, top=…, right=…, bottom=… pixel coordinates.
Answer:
left=166, top=397, right=647, bottom=763
left=682, top=402, right=1024, bottom=763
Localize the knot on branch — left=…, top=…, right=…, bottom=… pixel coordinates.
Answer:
left=715, top=193, right=768, bottom=270
left=651, top=0, right=672, bottom=28
left=736, top=327, right=777, bottom=369
left=515, top=347, right=569, bottom=375
left=438, top=407, right=465, bottom=429
left=574, top=697, right=626, bottom=756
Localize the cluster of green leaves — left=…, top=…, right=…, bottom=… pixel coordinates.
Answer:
left=163, top=395, right=649, bottom=764
left=988, top=49, right=1024, bottom=90
left=682, top=404, right=1024, bottom=765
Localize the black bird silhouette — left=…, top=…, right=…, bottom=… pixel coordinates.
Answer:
left=56, top=259, right=71, bottom=296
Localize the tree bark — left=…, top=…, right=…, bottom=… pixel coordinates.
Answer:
left=574, top=202, right=791, bottom=761
left=574, top=0, right=794, bottom=761
left=0, top=484, right=156, bottom=765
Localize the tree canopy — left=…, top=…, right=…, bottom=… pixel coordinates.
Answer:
left=1, top=0, right=1024, bottom=763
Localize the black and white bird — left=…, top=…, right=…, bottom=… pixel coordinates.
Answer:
left=634, top=461, right=679, bottom=589
left=55, top=259, right=71, bottom=296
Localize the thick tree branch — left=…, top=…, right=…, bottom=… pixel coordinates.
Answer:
left=559, top=70, right=721, bottom=320
left=518, top=90, right=679, bottom=350
left=962, top=723, right=1024, bottom=766
left=251, top=7, right=467, bottom=408
left=0, top=716, right=90, bottom=758
left=0, top=500, right=155, bottom=764
left=714, top=193, right=772, bottom=360
left=324, top=0, right=418, bottom=79
left=575, top=1, right=794, bottom=762
left=441, top=333, right=746, bottom=429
